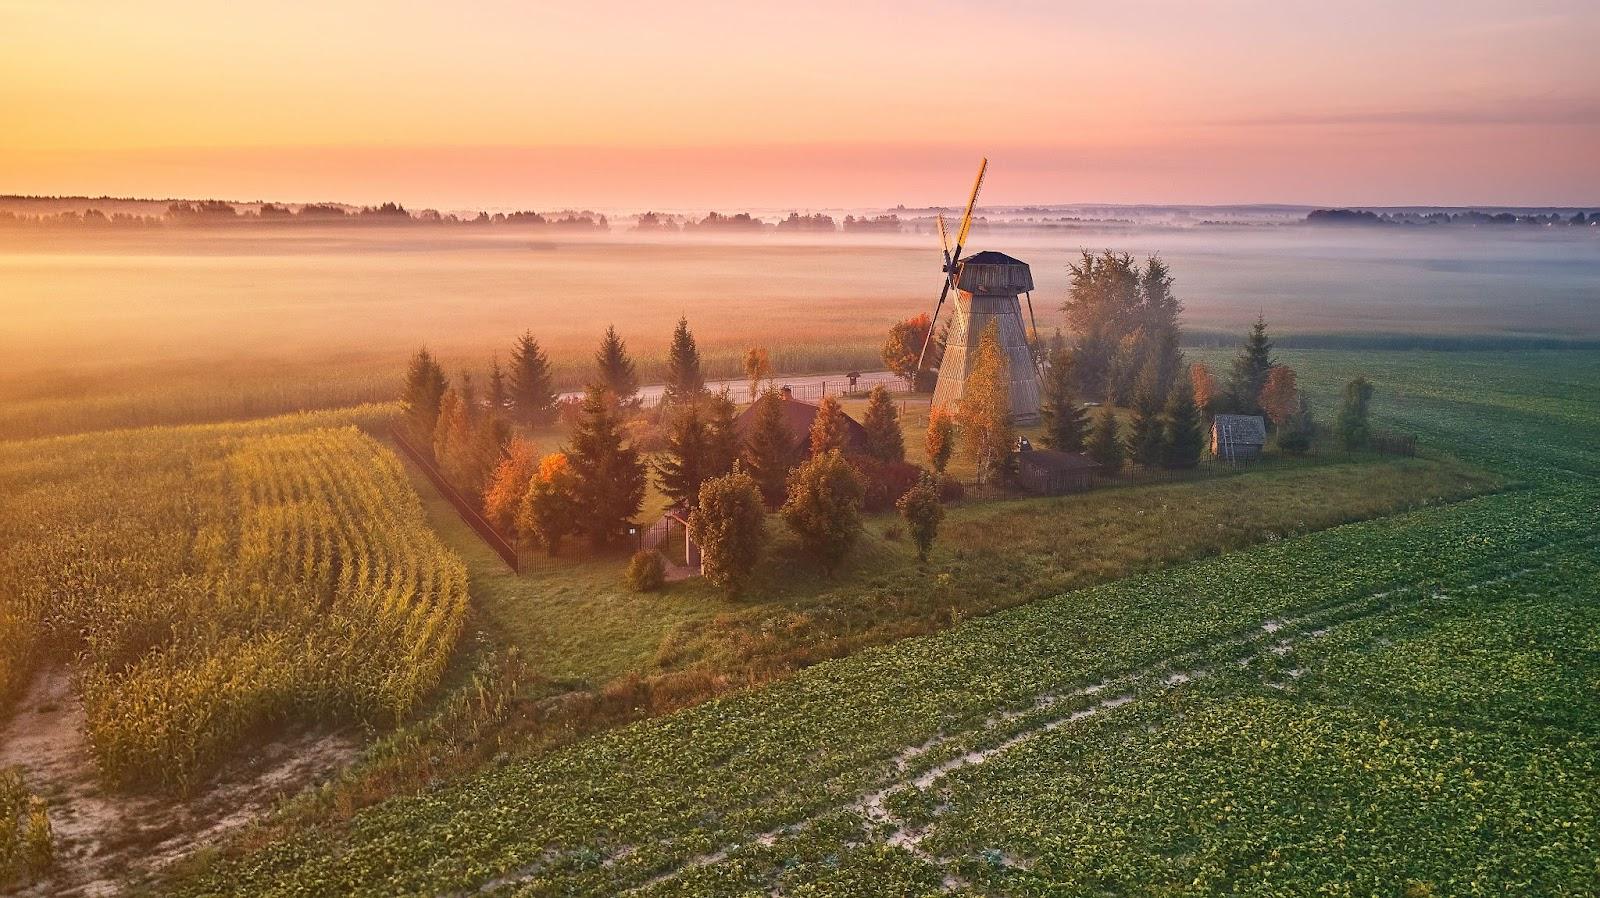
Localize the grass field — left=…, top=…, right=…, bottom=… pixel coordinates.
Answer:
left=155, top=349, right=1600, bottom=895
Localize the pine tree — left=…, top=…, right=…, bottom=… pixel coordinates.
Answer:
left=662, top=316, right=706, bottom=407
left=401, top=347, right=448, bottom=445
left=1125, top=361, right=1168, bottom=467
left=688, top=469, right=768, bottom=598
left=781, top=449, right=865, bottom=575
left=1162, top=380, right=1203, bottom=469
left=925, top=404, right=955, bottom=474
left=958, top=320, right=1014, bottom=486
left=809, top=395, right=850, bottom=456
left=861, top=385, right=905, bottom=462
left=654, top=405, right=710, bottom=508
left=487, top=357, right=509, bottom=417
left=595, top=325, right=639, bottom=406
left=1224, top=315, right=1277, bottom=415
left=568, top=385, right=646, bottom=546
left=703, top=391, right=741, bottom=479
left=1039, top=348, right=1088, bottom=452
left=1336, top=377, right=1375, bottom=449
left=743, top=389, right=795, bottom=507
left=1086, top=401, right=1123, bottom=470
left=509, top=332, right=556, bottom=426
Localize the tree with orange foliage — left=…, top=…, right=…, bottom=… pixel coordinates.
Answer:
left=925, top=404, right=955, bottom=474
left=1259, top=365, right=1300, bottom=429
left=1190, top=362, right=1219, bottom=415
left=515, top=452, right=577, bottom=555
left=481, top=437, right=540, bottom=535
left=742, top=347, right=773, bottom=401
left=882, top=313, right=942, bottom=390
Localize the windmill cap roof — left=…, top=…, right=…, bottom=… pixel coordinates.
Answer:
left=961, top=250, right=1028, bottom=265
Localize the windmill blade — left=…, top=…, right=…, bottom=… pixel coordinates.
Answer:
left=936, top=213, right=952, bottom=268
left=915, top=276, right=953, bottom=375
left=954, top=157, right=988, bottom=250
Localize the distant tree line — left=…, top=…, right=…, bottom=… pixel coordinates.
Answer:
left=1307, top=208, right=1596, bottom=227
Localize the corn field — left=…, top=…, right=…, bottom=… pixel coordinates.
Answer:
left=0, top=767, right=53, bottom=887
left=0, top=409, right=467, bottom=792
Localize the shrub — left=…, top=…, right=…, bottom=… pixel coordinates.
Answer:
left=853, top=457, right=924, bottom=512
left=625, top=551, right=666, bottom=593
left=896, top=474, right=945, bottom=561
left=690, top=469, right=769, bottom=598
left=781, top=450, right=865, bottom=574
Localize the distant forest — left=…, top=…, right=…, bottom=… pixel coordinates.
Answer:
left=1307, top=207, right=1597, bottom=227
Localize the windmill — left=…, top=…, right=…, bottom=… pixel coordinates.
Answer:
left=916, top=158, right=1042, bottom=425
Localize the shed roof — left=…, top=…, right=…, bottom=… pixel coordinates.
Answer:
left=1212, top=414, right=1267, bottom=444
left=1017, top=449, right=1100, bottom=472
left=733, top=395, right=870, bottom=455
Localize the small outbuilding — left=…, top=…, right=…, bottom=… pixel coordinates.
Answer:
left=1211, top=414, right=1267, bottom=462
left=1016, top=448, right=1100, bottom=494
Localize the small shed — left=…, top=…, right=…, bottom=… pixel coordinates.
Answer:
left=1211, top=414, right=1267, bottom=462
left=1016, top=449, right=1100, bottom=494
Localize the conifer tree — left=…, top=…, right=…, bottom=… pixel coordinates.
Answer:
left=595, top=326, right=639, bottom=406
left=688, top=469, right=768, bottom=598
left=509, top=332, right=556, bottom=426
left=568, top=385, right=646, bottom=546
left=1086, top=401, right=1124, bottom=470
left=781, top=449, right=865, bottom=575
left=861, top=385, right=905, bottom=462
left=662, top=316, right=706, bottom=407
left=1336, top=376, right=1375, bottom=449
left=925, top=404, right=955, bottom=475
left=702, top=391, right=741, bottom=478
left=958, top=321, right=1014, bottom=486
left=1039, top=348, right=1089, bottom=452
left=487, top=357, right=509, bottom=417
left=1162, top=380, right=1203, bottom=469
left=1224, top=315, right=1277, bottom=415
left=742, top=389, right=794, bottom=507
left=809, top=395, right=850, bottom=456
left=1125, top=362, right=1168, bottom=467
left=654, top=405, right=710, bottom=508
left=401, top=347, right=448, bottom=445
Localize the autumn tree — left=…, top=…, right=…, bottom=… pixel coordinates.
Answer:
left=809, top=395, right=850, bottom=456
left=595, top=326, right=639, bottom=406
left=482, top=436, right=539, bottom=533
left=896, top=473, right=944, bottom=562
left=743, top=388, right=795, bottom=506
left=861, top=384, right=905, bottom=462
left=1190, top=362, right=1219, bottom=417
left=662, top=316, right=706, bottom=408
left=1162, top=382, right=1203, bottom=469
left=654, top=405, right=711, bottom=508
left=1061, top=251, right=1183, bottom=403
left=742, top=346, right=773, bottom=400
left=434, top=388, right=489, bottom=498
left=509, top=332, right=556, bottom=426
left=568, top=385, right=646, bottom=546
left=1258, top=365, right=1300, bottom=429
left=1086, top=401, right=1123, bottom=470
left=1224, top=315, right=1277, bottom=415
left=402, top=347, right=448, bottom=446
left=516, top=453, right=577, bottom=555
left=688, top=468, right=768, bottom=598
left=781, top=449, right=865, bottom=574
left=925, top=404, right=955, bottom=474
left=882, top=313, right=941, bottom=390
left=958, top=320, right=1013, bottom=486
left=1039, top=348, right=1088, bottom=452
left=1336, top=376, right=1375, bottom=449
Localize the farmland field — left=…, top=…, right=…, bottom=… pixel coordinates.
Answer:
left=158, top=350, right=1600, bottom=895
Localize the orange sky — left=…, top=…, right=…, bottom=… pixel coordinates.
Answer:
left=2, top=0, right=1596, bottom=208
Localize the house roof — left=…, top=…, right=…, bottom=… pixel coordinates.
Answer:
left=733, top=396, right=870, bottom=455
left=1017, top=449, right=1100, bottom=472
left=1212, top=414, right=1267, bottom=444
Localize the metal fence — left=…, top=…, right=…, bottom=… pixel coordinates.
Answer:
left=389, top=426, right=520, bottom=572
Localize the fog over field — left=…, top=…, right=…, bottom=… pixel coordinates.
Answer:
left=1, top=221, right=1595, bottom=438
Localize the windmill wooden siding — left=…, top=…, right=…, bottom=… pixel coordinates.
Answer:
left=931, top=251, right=1042, bottom=425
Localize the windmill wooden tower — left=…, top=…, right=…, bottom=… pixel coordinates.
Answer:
left=917, top=159, right=1042, bottom=424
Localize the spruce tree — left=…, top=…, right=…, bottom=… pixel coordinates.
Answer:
left=595, top=325, right=639, bottom=406
left=662, top=316, right=706, bottom=407
left=861, top=385, right=905, bottom=462
left=1039, top=348, right=1088, bottom=452
left=703, top=390, right=741, bottom=479
left=487, top=357, right=509, bottom=416
left=401, top=347, right=448, bottom=444
left=654, top=405, right=710, bottom=508
left=809, top=395, right=850, bottom=456
left=567, top=385, right=646, bottom=546
left=743, top=389, right=795, bottom=507
left=1224, top=315, right=1276, bottom=415
left=1086, top=401, right=1123, bottom=470
left=509, top=332, right=556, bottom=426
left=1125, top=362, right=1168, bottom=467
left=1162, top=380, right=1203, bottom=469
left=1336, top=377, right=1375, bottom=449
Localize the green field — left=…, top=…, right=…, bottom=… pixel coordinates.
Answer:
left=159, top=349, right=1600, bottom=895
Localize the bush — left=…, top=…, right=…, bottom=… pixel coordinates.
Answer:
left=689, top=469, right=769, bottom=598
left=781, top=450, right=865, bottom=574
left=625, top=551, right=666, bottom=592
left=896, top=474, right=945, bottom=561
left=853, top=457, right=924, bottom=512
left=937, top=475, right=965, bottom=503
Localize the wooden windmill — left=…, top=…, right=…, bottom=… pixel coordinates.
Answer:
left=916, top=159, right=1042, bottom=424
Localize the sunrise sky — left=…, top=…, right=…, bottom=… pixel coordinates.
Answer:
left=2, top=0, right=1596, bottom=209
